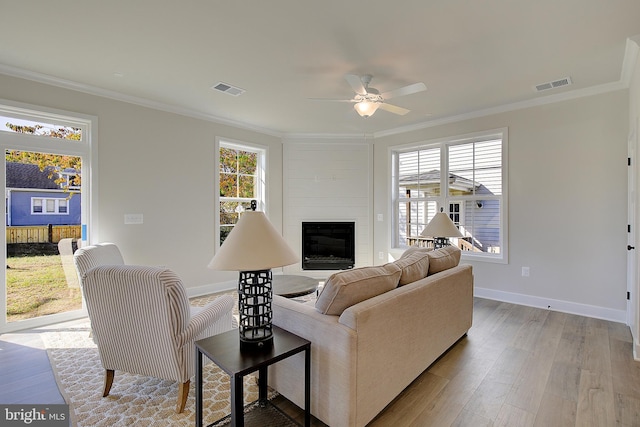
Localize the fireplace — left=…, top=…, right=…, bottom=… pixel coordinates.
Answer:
left=302, top=222, right=355, bottom=270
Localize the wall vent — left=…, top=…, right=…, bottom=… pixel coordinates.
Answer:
left=211, top=82, right=245, bottom=96
left=535, top=77, right=572, bottom=92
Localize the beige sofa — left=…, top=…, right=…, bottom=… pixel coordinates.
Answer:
left=269, top=246, right=473, bottom=427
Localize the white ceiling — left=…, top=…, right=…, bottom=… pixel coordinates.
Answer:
left=1, top=0, right=640, bottom=136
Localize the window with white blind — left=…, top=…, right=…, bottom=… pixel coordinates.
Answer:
left=392, top=129, right=508, bottom=262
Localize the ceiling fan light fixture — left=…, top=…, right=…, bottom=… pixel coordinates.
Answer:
left=354, top=101, right=379, bottom=118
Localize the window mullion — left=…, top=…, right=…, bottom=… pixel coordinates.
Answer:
left=441, top=143, right=448, bottom=212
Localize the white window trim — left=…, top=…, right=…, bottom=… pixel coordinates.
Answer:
left=215, top=137, right=268, bottom=250
left=390, top=128, right=509, bottom=264
left=0, top=99, right=98, bottom=332
left=0, top=99, right=98, bottom=242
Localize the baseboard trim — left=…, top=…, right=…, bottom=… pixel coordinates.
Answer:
left=474, top=287, right=627, bottom=324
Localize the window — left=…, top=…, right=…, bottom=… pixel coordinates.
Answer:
left=59, top=171, right=81, bottom=190
left=217, top=140, right=266, bottom=246
left=0, top=100, right=96, bottom=332
left=31, top=197, right=69, bottom=215
left=0, top=116, right=83, bottom=141
left=392, top=129, right=507, bottom=261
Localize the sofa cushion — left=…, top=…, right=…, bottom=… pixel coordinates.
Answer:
left=315, top=263, right=401, bottom=315
left=393, top=251, right=429, bottom=286
left=427, top=246, right=462, bottom=275
left=399, top=245, right=433, bottom=259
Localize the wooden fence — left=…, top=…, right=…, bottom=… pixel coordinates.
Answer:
left=6, top=225, right=82, bottom=244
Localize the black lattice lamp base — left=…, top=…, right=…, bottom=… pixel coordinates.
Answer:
left=238, top=270, right=273, bottom=351
left=433, top=237, right=452, bottom=249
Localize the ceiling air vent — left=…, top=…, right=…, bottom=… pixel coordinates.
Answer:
left=535, top=77, right=572, bottom=92
left=211, top=82, right=245, bottom=96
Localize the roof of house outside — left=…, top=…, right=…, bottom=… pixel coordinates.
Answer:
left=399, top=170, right=479, bottom=193
left=6, top=162, right=61, bottom=190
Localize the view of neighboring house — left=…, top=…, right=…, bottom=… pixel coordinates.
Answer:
left=399, top=170, right=500, bottom=253
left=5, top=162, right=80, bottom=226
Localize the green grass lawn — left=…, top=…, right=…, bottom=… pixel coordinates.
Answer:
left=6, top=254, right=81, bottom=322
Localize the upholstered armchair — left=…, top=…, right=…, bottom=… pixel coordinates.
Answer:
left=73, top=242, right=126, bottom=280
left=75, top=252, right=235, bottom=413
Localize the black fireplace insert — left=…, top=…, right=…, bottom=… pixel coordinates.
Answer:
left=302, top=222, right=355, bottom=270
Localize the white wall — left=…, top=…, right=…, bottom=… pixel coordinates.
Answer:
left=375, top=90, right=629, bottom=322
left=0, top=72, right=632, bottom=323
left=0, top=73, right=283, bottom=295
left=281, top=138, right=373, bottom=277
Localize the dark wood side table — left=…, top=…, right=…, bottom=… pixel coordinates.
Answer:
left=272, top=275, right=319, bottom=298
left=195, top=326, right=311, bottom=427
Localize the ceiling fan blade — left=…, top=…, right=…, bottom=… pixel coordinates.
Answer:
left=378, top=103, right=410, bottom=116
left=308, top=98, right=356, bottom=103
left=381, top=82, right=426, bottom=100
left=345, top=74, right=367, bottom=95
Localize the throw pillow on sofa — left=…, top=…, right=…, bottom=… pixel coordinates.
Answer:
left=399, top=245, right=433, bottom=259
left=315, top=263, right=402, bottom=315
left=393, top=251, right=429, bottom=286
left=427, top=246, right=462, bottom=275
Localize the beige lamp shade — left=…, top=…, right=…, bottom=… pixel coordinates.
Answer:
left=420, top=212, right=463, bottom=238
left=208, top=211, right=299, bottom=271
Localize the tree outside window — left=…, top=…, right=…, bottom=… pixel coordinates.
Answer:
left=3, top=118, right=82, bottom=192
left=219, top=144, right=263, bottom=245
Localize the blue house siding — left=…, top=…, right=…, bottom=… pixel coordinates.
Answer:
left=6, top=190, right=80, bottom=226
left=5, top=162, right=81, bottom=227
left=462, top=198, right=500, bottom=252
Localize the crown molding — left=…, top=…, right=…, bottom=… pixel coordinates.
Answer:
left=621, top=35, right=640, bottom=86
left=3, top=32, right=639, bottom=142
left=0, top=63, right=283, bottom=138
left=302, top=34, right=640, bottom=140
left=285, top=76, right=628, bottom=140
left=373, top=80, right=627, bottom=139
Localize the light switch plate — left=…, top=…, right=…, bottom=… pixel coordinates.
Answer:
left=124, top=213, right=143, bottom=224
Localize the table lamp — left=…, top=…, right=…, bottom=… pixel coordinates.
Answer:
left=420, top=208, right=463, bottom=249
left=208, top=202, right=298, bottom=350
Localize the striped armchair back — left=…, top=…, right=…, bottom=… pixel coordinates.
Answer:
left=74, top=243, right=125, bottom=285
left=82, top=265, right=193, bottom=382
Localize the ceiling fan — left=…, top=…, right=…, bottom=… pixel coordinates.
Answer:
left=313, top=74, right=427, bottom=118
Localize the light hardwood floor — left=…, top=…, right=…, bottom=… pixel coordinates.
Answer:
left=276, top=298, right=640, bottom=426
left=0, top=327, right=68, bottom=405
left=2, top=298, right=640, bottom=426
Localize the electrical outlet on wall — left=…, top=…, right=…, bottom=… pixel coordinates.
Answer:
left=378, top=251, right=384, bottom=260
left=522, top=266, right=530, bottom=277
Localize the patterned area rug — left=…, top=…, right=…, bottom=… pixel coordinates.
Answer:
left=42, top=292, right=266, bottom=427
left=208, top=400, right=299, bottom=427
